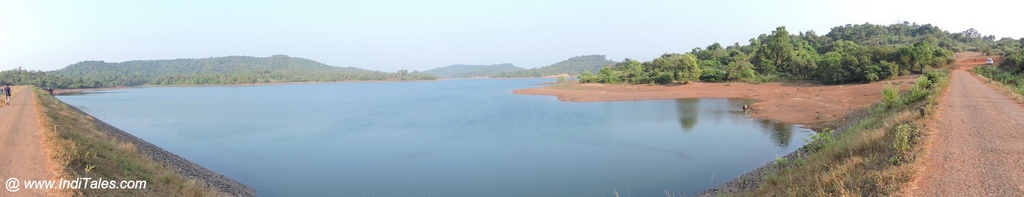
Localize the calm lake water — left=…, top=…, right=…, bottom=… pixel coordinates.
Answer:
left=58, top=78, right=812, bottom=196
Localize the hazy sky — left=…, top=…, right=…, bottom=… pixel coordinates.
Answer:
left=2, top=0, right=1022, bottom=72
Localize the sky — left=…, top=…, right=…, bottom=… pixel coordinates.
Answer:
left=2, top=0, right=1022, bottom=72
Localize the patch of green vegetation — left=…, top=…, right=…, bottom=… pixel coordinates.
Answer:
left=974, top=65, right=1024, bottom=96
left=889, top=124, right=918, bottom=166
left=801, top=128, right=834, bottom=153
left=577, top=22, right=1018, bottom=86
left=33, top=88, right=222, bottom=196
left=0, top=69, right=105, bottom=89
left=736, top=69, right=948, bottom=195
left=578, top=54, right=701, bottom=85
left=882, top=85, right=901, bottom=110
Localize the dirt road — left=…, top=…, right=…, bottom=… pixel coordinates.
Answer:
left=905, top=64, right=1024, bottom=194
left=0, top=86, right=61, bottom=196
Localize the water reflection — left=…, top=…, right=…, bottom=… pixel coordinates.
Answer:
left=758, top=119, right=794, bottom=148
left=672, top=98, right=798, bottom=148
left=675, top=99, right=699, bottom=132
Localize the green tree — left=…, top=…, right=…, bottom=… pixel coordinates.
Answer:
left=1000, top=51, right=1024, bottom=73
left=579, top=71, right=596, bottom=83
left=753, top=26, right=795, bottom=75
left=650, top=53, right=700, bottom=83
left=768, top=26, right=795, bottom=72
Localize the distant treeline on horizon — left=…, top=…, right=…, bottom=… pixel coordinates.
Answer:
left=422, top=55, right=617, bottom=78
left=0, top=54, right=619, bottom=89
left=0, top=55, right=437, bottom=89
left=3, top=21, right=1022, bottom=89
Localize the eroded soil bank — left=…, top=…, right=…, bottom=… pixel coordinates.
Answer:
left=515, top=77, right=918, bottom=130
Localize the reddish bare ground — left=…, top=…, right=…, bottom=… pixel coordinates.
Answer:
left=903, top=53, right=1024, bottom=195
left=0, top=86, right=64, bottom=196
left=514, top=76, right=917, bottom=130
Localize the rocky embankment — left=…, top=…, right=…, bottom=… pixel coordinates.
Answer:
left=64, top=105, right=255, bottom=196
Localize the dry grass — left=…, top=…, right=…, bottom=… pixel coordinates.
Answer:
left=732, top=70, right=949, bottom=196
left=32, top=87, right=223, bottom=196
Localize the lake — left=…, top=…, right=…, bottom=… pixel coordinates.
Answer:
left=57, top=78, right=813, bottom=196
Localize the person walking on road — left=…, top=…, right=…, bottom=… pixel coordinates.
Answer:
left=3, top=84, right=11, bottom=106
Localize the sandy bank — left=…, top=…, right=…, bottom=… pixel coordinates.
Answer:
left=514, top=77, right=918, bottom=130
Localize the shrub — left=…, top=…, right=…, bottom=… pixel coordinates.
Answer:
left=882, top=85, right=900, bottom=110
left=879, top=60, right=900, bottom=80
left=699, top=67, right=728, bottom=82
left=904, top=76, right=931, bottom=104
left=741, top=67, right=757, bottom=79
left=974, top=65, right=1024, bottom=96
left=652, top=71, right=673, bottom=84
left=802, top=128, right=834, bottom=153
left=889, top=124, right=918, bottom=165
left=1000, top=51, right=1024, bottom=73
left=578, top=71, right=596, bottom=83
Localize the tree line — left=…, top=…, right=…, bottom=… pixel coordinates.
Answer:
left=0, top=55, right=435, bottom=89
left=974, top=36, right=1024, bottom=95
left=581, top=22, right=1018, bottom=85
left=493, top=55, right=617, bottom=78
left=0, top=68, right=106, bottom=89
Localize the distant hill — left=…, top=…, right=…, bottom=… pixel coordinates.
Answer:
left=422, top=63, right=525, bottom=78
left=47, top=55, right=434, bottom=87
left=493, top=55, right=617, bottom=78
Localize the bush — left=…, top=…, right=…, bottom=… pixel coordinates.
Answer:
left=904, top=76, right=931, bottom=104
left=652, top=71, right=673, bottom=84
left=578, top=71, right=596, bottom=83
left=1000, top=51, right=1024, bottom=73
left=630, top=74, right=652, bottom=84
left=741, top=67, right=757, bottom=79
left=879, top=60, right=900, bottom=80
left=974, top=65, right=1024, bottom=96
left=882, top=85, right=900, bottom=110
left=889, top=124, right=918, bottom=165
left=802, top=128, right=834, bottom=153
left=865, top=73, right=879, bottom=82
left=699, top=67, right=728, bottom=82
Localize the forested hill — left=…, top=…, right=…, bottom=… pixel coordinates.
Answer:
left=422, top=63, right=525, bottom=78
left=493, top=55, right=617, bottom=78
left=580, top=22, right=1022, bottom=85
left=43, top=55, right=434, bottom=88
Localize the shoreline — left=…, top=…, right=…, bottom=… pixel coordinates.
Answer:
left=514, top=77, right=918, bottom=130
left=52, top=77, right=558, bottom=96
left=51, top=79, right=442, bottom=95
left=52, top=86, right=133, bottom=95
left=50, top=93, right=255, bottom=196
left=512, top=77, right=925, bottom=195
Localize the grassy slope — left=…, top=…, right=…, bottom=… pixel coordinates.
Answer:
left=724, top=69, right=950, bottom=195
left=33, top=88, right=222, bottom=196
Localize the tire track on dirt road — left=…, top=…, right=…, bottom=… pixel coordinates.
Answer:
left=905, top=67, right=1024, bottom=195
left=0, top=86, right=63, bottom=196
